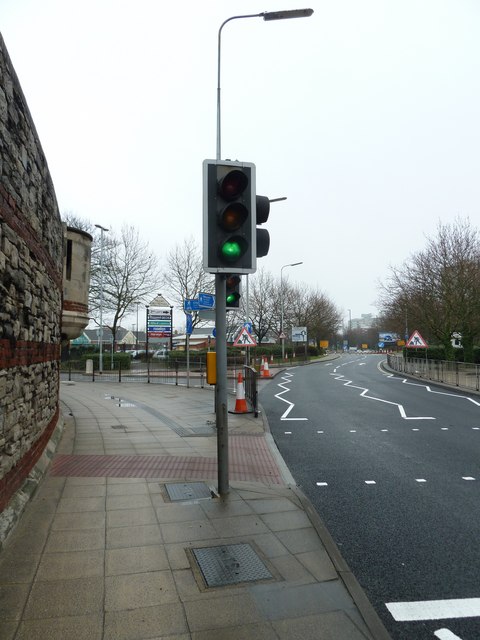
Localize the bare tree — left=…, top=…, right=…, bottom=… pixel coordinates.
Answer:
left=245, top=268, right=277, bottom=344
left=89, top=225, right=162, bottom=345
left=379, top=218, right=480, bottom=361
left=162, top=237, right=214, bottom=333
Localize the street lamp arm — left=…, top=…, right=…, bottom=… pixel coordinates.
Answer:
left=216, top=9, right=313, bottom=160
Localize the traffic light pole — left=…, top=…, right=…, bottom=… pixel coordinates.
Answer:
left=215, top=274, right=229, bottom=496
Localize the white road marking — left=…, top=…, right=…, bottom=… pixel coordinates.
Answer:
left=441, top=427, right=449, bottom=430
left=365, top=480, right=376, bottom=484
left=381, top=429, right=389, bottom=432
left=386, top=597, right=480, bottom=621
left=284, top=431, right=292, bottom=434
left=330, top=371, right=435, bottom=420
left=274, top=372, right=308, bottom=421
left=383, top=370, right=480, bottom=407
left=462, top=476, right=475, bottom=481
left=317, top=430, right=324, bottom=433
left=415, top=478, right=427, bottom=483
left=434, top=628, right=464, bottom=640
left=316, top=482, right=328, bottom=486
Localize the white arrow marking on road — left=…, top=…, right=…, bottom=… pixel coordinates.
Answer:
left=330, top=373, right=435, bottom=420
left=434, top=629, right=464, bottom=640
left=275, top=373, right=308, bottom=421
left=386, top=597, right=480, bottom=621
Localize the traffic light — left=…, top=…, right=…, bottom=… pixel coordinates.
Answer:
left=203, top=160, right=256, bottom=274
left=225, top=274, right=241, bottom=309
left=256, top=195, right=270, bottom=258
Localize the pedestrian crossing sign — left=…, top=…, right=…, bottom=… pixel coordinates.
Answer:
left=406, top=330, right=428, bottom=348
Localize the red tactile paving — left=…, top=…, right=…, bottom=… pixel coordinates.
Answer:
left=51, top=435, right=283, bottom=484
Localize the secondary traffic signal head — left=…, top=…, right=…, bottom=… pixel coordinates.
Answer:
left=256, top=195, right=270, bottom=258
left=203, top=160, right=256, bottom=274
left=225, top=274, right=241, bottom=309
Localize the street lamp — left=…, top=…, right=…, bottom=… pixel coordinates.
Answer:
left=214, top=8, right=313, bottom=498
left=216, top=8, right=313, bottom=160
left=280, top=262, right=303, bottom=360
left=94, top=224, right=109, bottom=373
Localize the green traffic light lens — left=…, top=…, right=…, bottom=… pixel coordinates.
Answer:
left=226, top=293, right=237, bottom=304
left=221, top=240, right=242, bottom=261
left=220, top=236, right=247, bottom=262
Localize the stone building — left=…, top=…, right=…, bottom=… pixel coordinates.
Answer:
left=0, top=34, right=91, bottom=544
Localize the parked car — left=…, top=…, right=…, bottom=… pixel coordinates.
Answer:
left=124, top=349, right=145, bottom=359
left=152, top=349, right=169, bottom=359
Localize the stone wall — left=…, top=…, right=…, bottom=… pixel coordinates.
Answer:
left=0, top=33, right=64, bottom=516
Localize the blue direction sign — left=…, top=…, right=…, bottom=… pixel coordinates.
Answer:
left=198, top=292, right=215, bottom=309
left=186, top=313, right=193, bottom=335
left=184, top=299, right=200, bottom=313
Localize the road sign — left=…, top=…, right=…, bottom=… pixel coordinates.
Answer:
left=406, top=330, right=428, bottom=348
left=233, top=326, right=257, bottom=347
left=292, top=326, right=307, bottom=342
left=186, top=313, right=193, bottom=335
left=184, top=299, right=200, bottom=312
left=198, top=292, right=215, bottom=309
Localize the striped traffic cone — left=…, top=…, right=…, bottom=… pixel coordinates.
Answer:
left=231, top=372, right=248, bottom=414
left=262, top=356, right=271, bottom=378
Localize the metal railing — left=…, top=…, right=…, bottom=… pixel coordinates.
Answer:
left=60, top=355, right=248, bottom=389
left=387, top=354, right=480, bottom=392
left=243, top=365, right=259, bottom=417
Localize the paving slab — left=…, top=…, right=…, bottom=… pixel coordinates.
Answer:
left=0, top=377, right=391, bottom=640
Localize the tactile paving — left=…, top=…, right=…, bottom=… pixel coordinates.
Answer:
left=192, top=543, right=273, bottom=587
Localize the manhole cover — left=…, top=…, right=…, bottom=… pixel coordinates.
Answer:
left=192, top=543, right=273, bottom=587
left=165, top=482, right=212, bottom=501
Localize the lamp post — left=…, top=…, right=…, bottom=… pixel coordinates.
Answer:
left=280, top=262, right=303, bottom=360
left=94, top=224, right=108, bottom=373
left=214, top=8, right=313, bottom=498
left=347, top=308, right=352, bottom=350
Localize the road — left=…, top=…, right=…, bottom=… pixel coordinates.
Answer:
left=260, top=354, right=480, bottom=640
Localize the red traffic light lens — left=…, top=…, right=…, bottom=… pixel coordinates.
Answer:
left=218, top=170, right=248, bottom=201
left=226, top=274, right=241, bottom=289
left=219, top=203, right=247, bottom=231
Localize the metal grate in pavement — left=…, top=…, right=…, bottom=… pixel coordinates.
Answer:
left=165, top=482, right=212, bottom=501
left=192, top=543, right=273, bottom=588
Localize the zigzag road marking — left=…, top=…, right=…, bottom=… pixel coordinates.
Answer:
left=330, top=372, right=435, bottom=420
left=274, top=372, right=308, bottom=421
left=381, top=368, right=480, bottom=407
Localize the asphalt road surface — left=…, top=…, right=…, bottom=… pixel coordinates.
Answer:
left=260, top=354, right=480, bottom=640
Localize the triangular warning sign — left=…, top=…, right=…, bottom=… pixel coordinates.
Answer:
left=406, top=330, right=428, bottom=348
left=233, top=326, right=257, bottom=347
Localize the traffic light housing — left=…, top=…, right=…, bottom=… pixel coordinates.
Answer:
left=203, top=160, right=256, bottom=274
left=256, top=195, right=270, bottom=258
left=225, top=274, right=241, bottom=309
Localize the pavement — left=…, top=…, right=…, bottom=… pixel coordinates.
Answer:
left=0, top=369, right=391, bottom=640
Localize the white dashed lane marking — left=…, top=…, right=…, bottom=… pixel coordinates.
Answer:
left=315, top=476, right=476, bottom=487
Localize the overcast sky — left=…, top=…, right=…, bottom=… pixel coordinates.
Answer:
left=2, top=0, right=480, bottom=329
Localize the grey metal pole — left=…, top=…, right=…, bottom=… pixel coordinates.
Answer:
left=280, top=262, right=302, bottom=360
left=215, top=274, right=228, bottom=495
left=95, top=224, right=108, bottom=373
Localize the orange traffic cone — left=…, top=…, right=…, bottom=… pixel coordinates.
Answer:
left=262, top=356, right=271, bottom=378
left=260, top=358, right=265, bottom=376
left=231, top=372, right=248, bottom=414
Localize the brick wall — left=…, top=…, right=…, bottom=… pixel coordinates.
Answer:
left=0, top=34, right=63, bottom=512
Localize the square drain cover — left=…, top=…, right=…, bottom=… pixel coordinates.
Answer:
left=165, top=482, right=212, bottom=502
left=192, top=543, right=273, bottom=587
